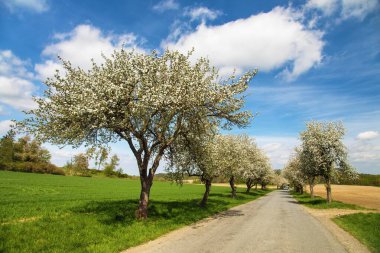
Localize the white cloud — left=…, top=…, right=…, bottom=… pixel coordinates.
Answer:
left=306, top=0, right=339, bottom=15
left=0, top=50, right=37, bottom=110
left=35, top=24, right=143, bottom=80
left=0, top=120, right=13, bottom=136
left=34, top=60, right=63, bottom=81
left=255, top=136, right=300, bottom=169
left=163, top=7, right=324, bottom=80
left=305, top=0, right=378, bottom=20
left=0, top=50, right=34, bottom=79
left=341, top=0, right=378, bottom=20
left=184, top=7, right=222, bottom=22
left=152, top=0, right=179, bottom=12
left=1, top=0, right=49, bottom=13
left=357, top=130, right=379, bottom=140
left=0, top=76, right=36, bottom=110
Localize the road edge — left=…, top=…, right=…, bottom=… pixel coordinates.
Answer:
left=300, top=206, right=371, bottom=253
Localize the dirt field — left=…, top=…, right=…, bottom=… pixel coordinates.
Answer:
left=308, top=184, right=380, bottom=211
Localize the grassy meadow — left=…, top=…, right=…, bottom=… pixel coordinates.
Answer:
left=0, top=171, right=270, bottom=253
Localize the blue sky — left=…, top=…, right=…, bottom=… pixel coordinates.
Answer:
left=0, top=0, right=379, bottom=174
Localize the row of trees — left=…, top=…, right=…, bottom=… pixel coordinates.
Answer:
left=167, top=133, right=274, bottom=206
left=16, top=49, right=258, bottom=219
left=283, top=121, right=357, bottom=203
left=0, top=130, right=126, bottom=177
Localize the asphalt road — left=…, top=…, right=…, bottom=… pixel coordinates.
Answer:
left=124, top=190, right=347, bottom=253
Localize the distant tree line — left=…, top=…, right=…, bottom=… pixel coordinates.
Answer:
left=0, top=130, right=64, bottom=175
left=335, top=173, right=380, bottom=187
left=0, top=130, right=128, bottom=178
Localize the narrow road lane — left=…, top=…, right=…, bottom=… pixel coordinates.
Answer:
left=123, top=190, right=347, bottom=253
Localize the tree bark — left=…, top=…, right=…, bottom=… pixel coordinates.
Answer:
left=229, top=176, right=237, bottom=198
left=246, top=178, right=253, bottom=193
left=309, top=177, right=315, bottom=198
left=309, top=184, right=314, bottom=198
left=255, top=183, right=258, bottom=190
left=136, top=176, right=152, bottom=219
left=200, top=179, right=212, bottom=207
left=326, top=177, right=332, bottom=204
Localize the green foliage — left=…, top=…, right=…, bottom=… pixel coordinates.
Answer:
left=337, top=173, right=380, bottom=187
left=13, top=136, right=51, bottom=163
left=103, top=154, right=120, bottom=177
left=66, top=153, right=91, bottom=177
left=0, top=133, right=62, bottom=175
left=0, top=162, right=65, bottom=175
left=291, top=192, right=367, bottom=210
left=334, top=213, right=380, bottom=253
left=0, top=171, right=271, bottom=253
left=0, top=130, right=15, bottom=163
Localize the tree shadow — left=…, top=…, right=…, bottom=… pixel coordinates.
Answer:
left=71, top=197, right=232, bottom=225
left=241, top=189, right=269, bottom=197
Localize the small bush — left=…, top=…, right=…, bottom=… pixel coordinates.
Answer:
left=0, top=162, right=65, bottom=175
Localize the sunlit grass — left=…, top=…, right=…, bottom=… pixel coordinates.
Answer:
left=334, top=213, right=380, bottom=253
left=291, top=191, right=367, bottom=210
left=0, top=171, right=271, bottom=253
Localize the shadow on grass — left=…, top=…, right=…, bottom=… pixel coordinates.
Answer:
left=72, top=197, right=234, bottom=225
left=290, top=192, right=367, bottom=210
left=72, top=190, right=271, bottom=226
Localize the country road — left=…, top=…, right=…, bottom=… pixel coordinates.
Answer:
left=123, top=190, right=347, bottom=253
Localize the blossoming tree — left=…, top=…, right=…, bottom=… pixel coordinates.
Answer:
left=299, top=121, right=357, bottom=203
left=167, top=131, right=224, bottom=207
left=17, top=49, right=256, bottom=218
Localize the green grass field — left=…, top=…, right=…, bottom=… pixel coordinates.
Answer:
left=334, top=213, right=380, bottom=253
left=0, top=171, right=270, bottom=253
left=291, top=192, right=367, bottom=209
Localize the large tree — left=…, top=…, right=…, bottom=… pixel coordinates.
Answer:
left=299, top=121, right=357, bottom=203
left=17, top=49, right=256, bottom=218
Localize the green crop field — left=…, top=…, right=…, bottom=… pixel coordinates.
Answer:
left=0, top=171, right=270, bottom=253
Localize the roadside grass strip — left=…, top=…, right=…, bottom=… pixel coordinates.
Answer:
left=291, top=191, right=368, bottom=210
left=334, top=213, right=380, bottom=253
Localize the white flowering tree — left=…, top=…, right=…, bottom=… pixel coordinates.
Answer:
left=297, top=147, right=319, bottom=198
left=282, top=155, right=305, bottom=194
left=300, top=121, right=357, bottom=203
left=239, top=140, right=272, bottom=192
left=17, top=49, right=256, bottom=219
left=216, top=135, right=256, bottom=198
left=167, top=131, right=223, bottom=207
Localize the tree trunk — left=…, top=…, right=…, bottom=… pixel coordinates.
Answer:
left=326, top=178, right=332, bottom=204
left=200, top=179, right=212, bottom=207
left=246, top=178, right=253, bottom=193
left=309, top=177, right=315, bottom=198
left=135, top=177, right=152, bottom=219
left=310, top=184, right=314, bottom=198
left=229, top=176, right=237, bottom=198
left=255, top=183, right=258, bottom=190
